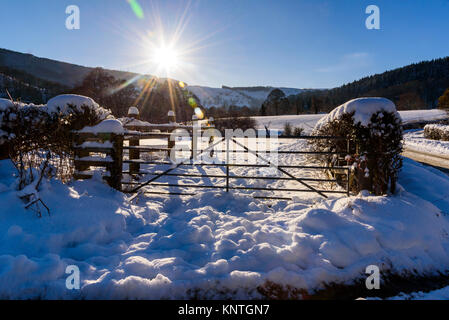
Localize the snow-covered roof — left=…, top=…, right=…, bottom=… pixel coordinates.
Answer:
left=314, top=97, right=401, bottom=131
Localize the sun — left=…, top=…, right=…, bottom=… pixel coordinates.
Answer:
left=152, top=46, right=179, bottom=71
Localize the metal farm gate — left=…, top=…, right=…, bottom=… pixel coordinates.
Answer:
left=73, top=116, right=351, bottom=201
left=120, top=133, right=351, bottom=201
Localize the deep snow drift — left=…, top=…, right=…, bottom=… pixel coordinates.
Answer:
left=2, top=143, right=449, bottom=298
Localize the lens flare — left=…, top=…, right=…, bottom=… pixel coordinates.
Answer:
left=127, top=0, right=144, bottom=19
left=194, top=107, right=204, bottom=119
left=188, top=97, right=197, bottom=108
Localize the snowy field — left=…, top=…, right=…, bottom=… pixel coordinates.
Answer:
left=2, top=135, right=449, bottom=299
left=254, top=109, right=448, bottom=133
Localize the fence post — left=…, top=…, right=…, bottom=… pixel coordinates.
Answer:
left=226, top=136, right=230, bottom=192
left=191, top=114, right=198, bottom=160
left=168, top=110, right=176, bottom=124
left=168, top=111, right=176, bottom=156
left=128, top=107, right=140, bottom=175
left=74, top=133, right=89, bottom=172
left=109, top=133, right=124, bottom=191
left=207, top=117, right=215, bottom=158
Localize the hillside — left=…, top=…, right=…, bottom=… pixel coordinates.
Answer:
left=0, top=48, right=305, bottom=109
left=2, top=48, right=449, bottom=114
left=276, top=57, right=449, bottom=115
left=186, top=85, right=304, bottom=109
left=0, top=48, right=139, bottom=88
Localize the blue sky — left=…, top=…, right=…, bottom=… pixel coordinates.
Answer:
left=1, top=0, right=449, bottom=88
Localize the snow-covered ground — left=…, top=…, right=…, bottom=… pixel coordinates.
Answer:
left=386, top=285, right=449, bottom=300
left=3, top=133, right=449, bottom=299
left=404, top=129, right=449, bottom=157
left=254, top=109, right=448, bottom=133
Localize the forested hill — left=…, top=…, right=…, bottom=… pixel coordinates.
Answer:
left=262, top=57, right=449, bottom=115
left=0, top=48, right=139, bottom=88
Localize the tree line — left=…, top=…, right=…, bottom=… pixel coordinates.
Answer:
left=261, top=56, right=449, bottom=115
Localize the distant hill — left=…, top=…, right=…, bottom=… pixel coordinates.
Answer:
left=0, top=48, right=306, bottom=109
left=3, top=47, right=448, bottom=114
left=0, top=48, right=140, bottom=88
left=187, top=85, right=305, bottom=109
left=0, top=66, right=66, bottom=104
left=276, top=56, right=449, bottom=115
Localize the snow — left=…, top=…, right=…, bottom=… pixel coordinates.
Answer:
left=385, top=285, right=449, bottom=300
left=424, top=123, right=449, bottom=141
left=0, top=98, right=14, bottom=111
left=254, top=114, right=325, bottom=133
left=187, top=86, right=304, bottom=109
left=3, top=134, right=449, bottom=299
left=404, top=129, right=449, bottom=156
left=0, top=95, right=111, bottom=145
left=75, top=155, right=113, bottom=163
left=425, top=123, right=449, bottom=133
left=128, top=106, right=139, bottom=115
left=46, top=94, right=100, bottom=114
left=400, top=109, right=448, bottom=124
left=314, top=97, right=400, bottom=131
left=121, top=118, right=191, bottom=128
left=78, top=119, right=124, bottom=134
left=77, top=141, right=114, bottom=149
left=254, top=109, right=447, bottom=134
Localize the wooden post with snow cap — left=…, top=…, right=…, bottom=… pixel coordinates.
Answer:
left=128, top=106, right=140, bottom=175
left=167, top=110, right=176, bottom=154
left=167, top=110, right=176, bottom=124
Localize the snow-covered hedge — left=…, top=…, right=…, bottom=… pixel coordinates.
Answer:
left=0, top=95, right=111, bottom=183
left=311, top=98, right=403, bottom=195
left=424, top=124, right=449, bottom=141
left=0, top=95, right=111, bottom=145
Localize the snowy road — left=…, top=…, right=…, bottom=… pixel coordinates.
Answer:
left=403, top=147, right=449, bottom=171
left=403, top=129, right=449, bottom=172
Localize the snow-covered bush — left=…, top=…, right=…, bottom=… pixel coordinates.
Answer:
left=310, top=98, right=403, bottom=195
left=424, top=124, right=449, bottom=141
left=0, top=95, right=111, bottom=188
